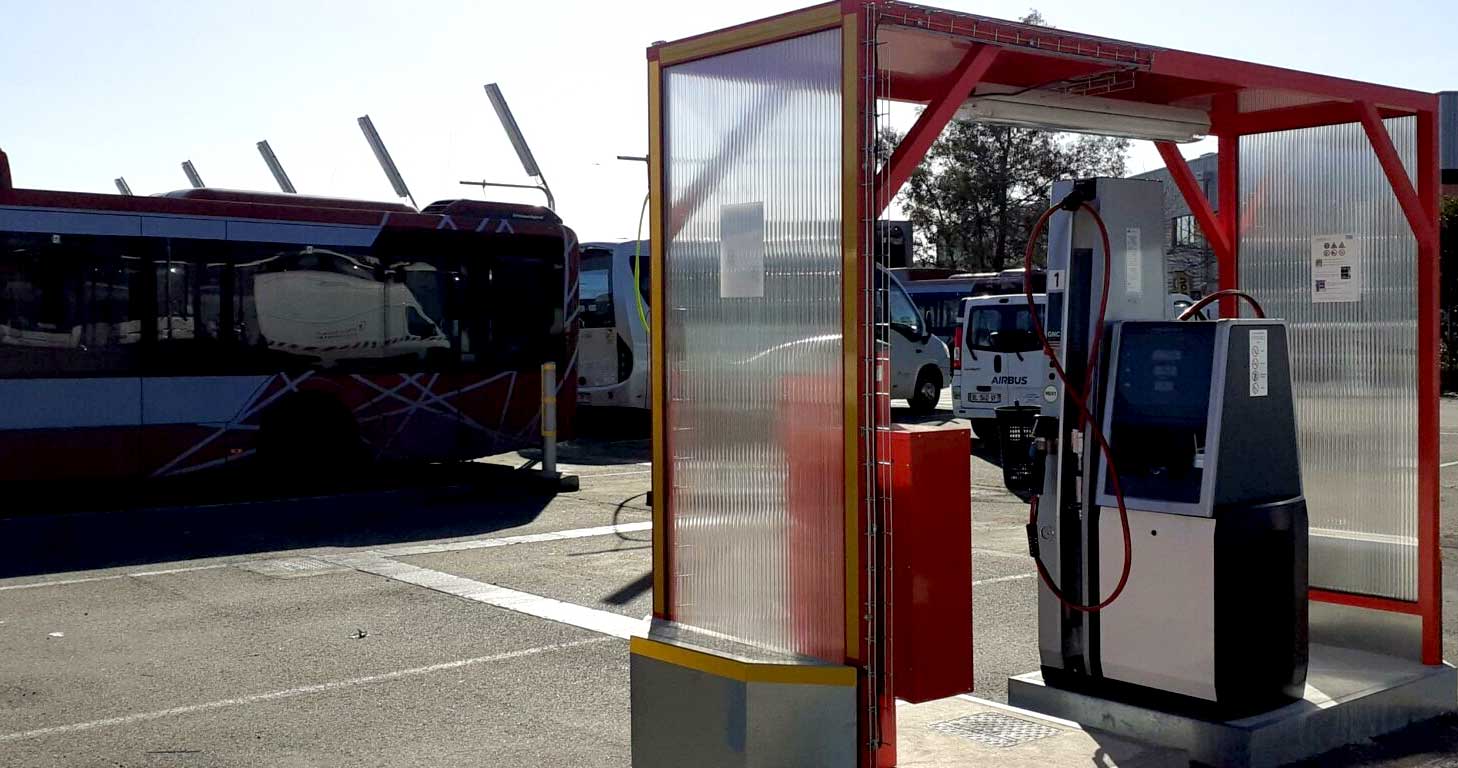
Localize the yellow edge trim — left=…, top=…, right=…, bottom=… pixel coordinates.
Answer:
left=657, top=4, right=842, bottom=67
left=630, top=637, right=856, bottom=687
left=648, top=58, right=667, bottom=618
left=840, top=13, right=861, bottom=659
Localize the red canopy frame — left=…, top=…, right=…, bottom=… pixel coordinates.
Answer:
left=649, top=4, right=1440, bottom=764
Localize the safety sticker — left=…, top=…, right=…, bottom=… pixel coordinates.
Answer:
left=1249, top=329, right=1268, bottom=397
left=1124, top=228, right=1142, bottom=296
left=1311, top=234, right=1361, bottom=303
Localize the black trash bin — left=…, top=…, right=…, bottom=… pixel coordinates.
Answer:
left=995, top=405, right=1042, bottom=500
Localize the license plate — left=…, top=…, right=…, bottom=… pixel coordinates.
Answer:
left=967, top=392, right=1002, bottom=403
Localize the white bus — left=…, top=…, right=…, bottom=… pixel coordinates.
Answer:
left=577, top=240, right=651, bottom=410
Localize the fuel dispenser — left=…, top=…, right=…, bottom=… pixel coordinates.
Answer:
left=1018, top=177, right=1309, bottom=715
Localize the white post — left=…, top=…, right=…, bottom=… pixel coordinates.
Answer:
left=541, top=362, right=558, bottom=479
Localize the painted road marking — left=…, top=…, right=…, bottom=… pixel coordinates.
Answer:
left=0, top=563, right=232, bottom=592
left=578, top=470, right=651, bottom=478
left=377, top=521, right=651, bottom=557
left=327, top=552, right=647, bottom=640
left=1441, top=460, right=1458, bottom=469
left=0, top=637, right=610, bottom=744
left=973, top=573, right=1036, bottom=586
left=0, top=522, right=652, bottom=592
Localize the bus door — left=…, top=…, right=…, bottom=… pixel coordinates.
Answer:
left=0, top=229, right=151, bottom=480
left=577, top=246, right=620, bottom=396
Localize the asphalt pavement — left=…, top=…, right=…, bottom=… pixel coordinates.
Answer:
left=0, top=398, right=1455, bottom=766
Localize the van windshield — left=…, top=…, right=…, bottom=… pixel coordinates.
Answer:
left=967, top=304, right=1039, bottom=352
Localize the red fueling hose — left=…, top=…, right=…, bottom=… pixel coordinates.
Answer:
left=1021, top=201, right=1132, bottom=613
left=1177, top=289, right=1265, bottom=321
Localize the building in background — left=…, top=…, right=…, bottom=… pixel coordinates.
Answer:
left=1132, top=152, right=1219, bottom=298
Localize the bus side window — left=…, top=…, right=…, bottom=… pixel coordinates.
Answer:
left=0, top=231, right=149, bottom=376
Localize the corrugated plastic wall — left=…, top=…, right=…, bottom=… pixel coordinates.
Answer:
left=1239, top=117, right=1419, bottom=600
left=661, top=29, right=846, bottom=658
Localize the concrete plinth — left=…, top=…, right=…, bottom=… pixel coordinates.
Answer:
left=1007, top=644, right=1457, bottom=767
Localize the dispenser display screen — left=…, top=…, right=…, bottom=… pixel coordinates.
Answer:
left=1104, top=323, right=1216, bottom=505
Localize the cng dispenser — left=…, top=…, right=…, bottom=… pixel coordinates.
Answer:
left=1018, top=177, right=1309, bottom=715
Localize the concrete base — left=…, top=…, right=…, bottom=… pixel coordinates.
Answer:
left=630, top=625, right=856, bottom=768
left=1007, top=644, right=1457, bottom=767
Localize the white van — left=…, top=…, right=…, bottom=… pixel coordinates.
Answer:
left=952, top=291, right=1211, bottom=438
left=884, top=269, right=953, bottom=414
left=952, top=293, right=1048, bottom=439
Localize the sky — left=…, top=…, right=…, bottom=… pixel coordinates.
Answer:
left=0, top=0, right=1452, bottom=243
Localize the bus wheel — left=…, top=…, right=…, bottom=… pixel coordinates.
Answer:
left=909, top=367, right=942, bottom=415
left=256, top=392, right=364, bottom=482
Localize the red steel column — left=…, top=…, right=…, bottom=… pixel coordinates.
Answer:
left=1416, top=107, right=1442, bottom=665
left=1214, top=94, right=1240, bottom=318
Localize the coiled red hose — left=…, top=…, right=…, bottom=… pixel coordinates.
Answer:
left=1021, top=202, right=1132, bottom=613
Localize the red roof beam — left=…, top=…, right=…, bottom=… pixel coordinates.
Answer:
left=1358, top=101, right=1438, bottom=245
left=1218, top=100, right=1410, bottom=136
left=875, top=45, right=1000, bottom=212
left=1154, top=142, right=1233, bottom=269
left=1152, top=50, right=1432, bottom=113
left=0, top=149, right=12, bottom=199
left=873, top=2, right=1154, bottom=68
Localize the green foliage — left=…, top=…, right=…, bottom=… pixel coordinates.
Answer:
left=897, top=124, right=1128, bottom=271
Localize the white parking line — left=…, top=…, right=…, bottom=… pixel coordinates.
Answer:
left=1441, top=460, right=1458, bottom=469
left=0, top=637, right=610, bottom=744
left=377, top=522, right=651, bottom=557
left=0, top=522, right=653, bottom=592
left=973, top=573, right=1036, bottom=586
left=327, top=552, right=647, bottom=640
left=0, top=563, right=232, bottom=592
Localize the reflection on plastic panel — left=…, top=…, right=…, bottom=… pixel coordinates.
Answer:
left=1239, top=118, right=1419, bottom=601
left=662, top=29, right=845, bottom=659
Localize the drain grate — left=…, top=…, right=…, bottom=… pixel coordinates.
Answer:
left=930, top=712, right=1061, bottom=748
left=239, top=557, right=346, bottom=579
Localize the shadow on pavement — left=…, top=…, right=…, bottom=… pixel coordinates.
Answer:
left=0, top=462, right=557, bottom=580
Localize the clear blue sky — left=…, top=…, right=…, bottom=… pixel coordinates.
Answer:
left=1, top=0, right=1452, bottom=241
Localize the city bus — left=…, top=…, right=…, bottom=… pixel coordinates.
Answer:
left=894, top=267, right=1047, bottom=347
left=0, top=149, right=578, bottom=483
left=577, top=240, right=649, bottom=410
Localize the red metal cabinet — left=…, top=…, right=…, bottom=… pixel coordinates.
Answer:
left=888, top=422, right=973, bottom=704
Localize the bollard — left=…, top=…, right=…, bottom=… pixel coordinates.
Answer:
left=541, top=361, right=559, bottom=480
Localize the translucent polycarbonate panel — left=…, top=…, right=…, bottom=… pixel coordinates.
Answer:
left=1239, top=118, right=1419, bottom=601
left=662, top=29, right=845, bottom=659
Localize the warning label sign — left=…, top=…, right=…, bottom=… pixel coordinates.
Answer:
left=1311, top=234, right=1361, bottom=303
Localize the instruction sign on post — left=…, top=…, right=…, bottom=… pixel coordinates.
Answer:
left=1124, top=228, right=1143, bottom=297
left=1311, top=234, right=1361, bottom=303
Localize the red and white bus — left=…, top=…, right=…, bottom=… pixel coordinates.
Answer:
left=0, top=150, right=578, bottom=483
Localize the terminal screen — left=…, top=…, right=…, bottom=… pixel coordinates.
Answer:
left=1104, top=323, right=1216, bottom=505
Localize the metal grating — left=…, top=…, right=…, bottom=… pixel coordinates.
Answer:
left=930, top=712, right=1062, bottom=748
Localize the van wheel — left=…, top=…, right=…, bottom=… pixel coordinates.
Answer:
left=256, top=392, right=364, bottom=482
left=909, top=367, right=942, bottom=415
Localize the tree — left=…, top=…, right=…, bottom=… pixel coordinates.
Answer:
left=891, top=12, right=1129, bottom=272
